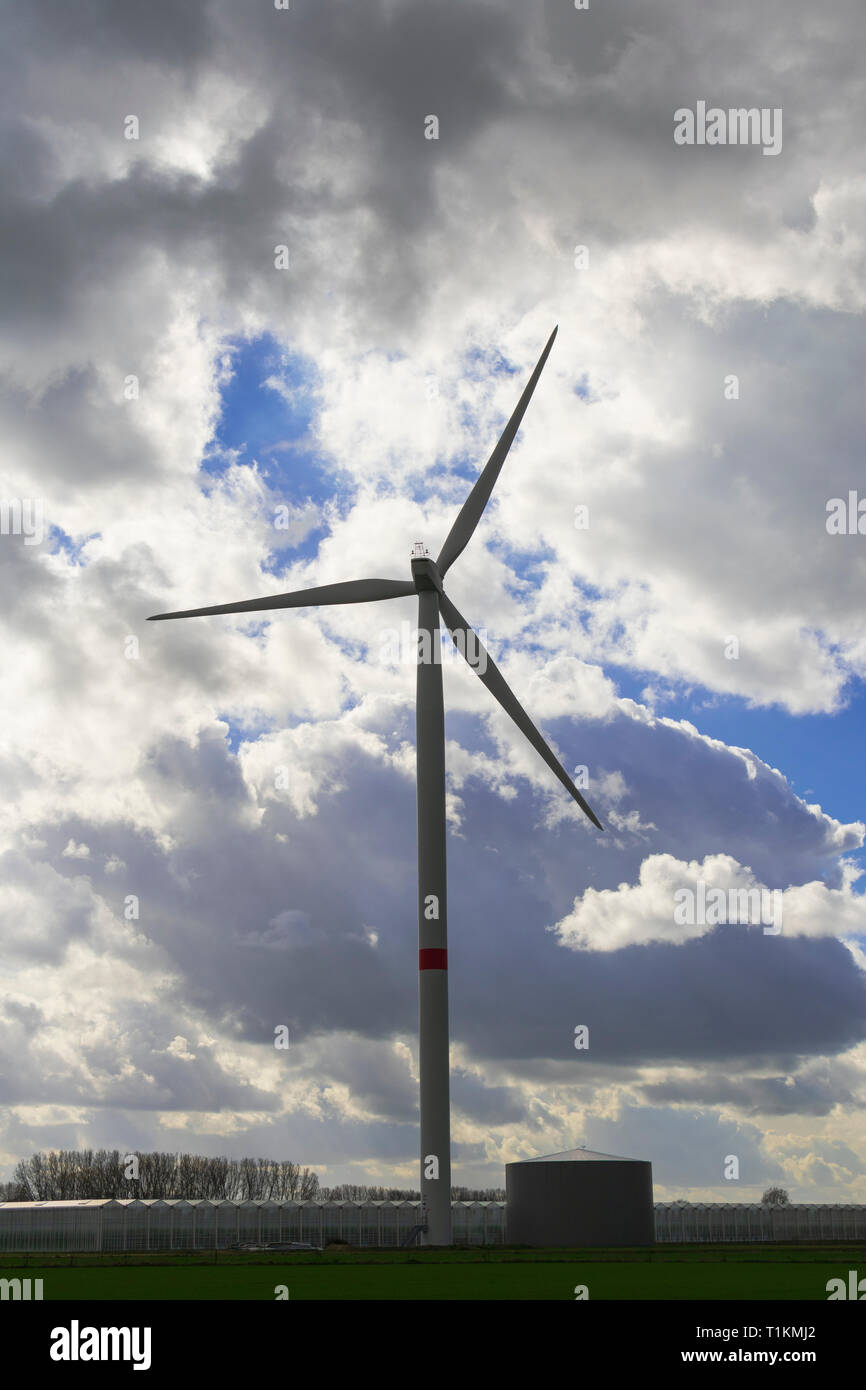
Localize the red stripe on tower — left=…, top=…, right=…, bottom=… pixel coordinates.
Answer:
left=419, top=948, right=448, bottom=971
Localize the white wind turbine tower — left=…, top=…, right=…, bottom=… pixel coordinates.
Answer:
left=150, top=327, right=603, bottom=1245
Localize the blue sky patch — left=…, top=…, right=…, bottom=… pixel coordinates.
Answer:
left=48, top=524, right=100, bottom=563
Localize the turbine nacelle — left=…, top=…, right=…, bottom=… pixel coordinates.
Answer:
left=411, top=547, right=442, bottom=594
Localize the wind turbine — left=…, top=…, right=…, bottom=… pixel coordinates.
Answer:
left=149, top=326, right=603, bottom=1245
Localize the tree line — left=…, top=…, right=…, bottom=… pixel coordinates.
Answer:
left=318, top=1184, right=506, bottom=1201
left=0, top=1151, right=319, bottom=1202
left=0, top=1151, right=505, bottom=1203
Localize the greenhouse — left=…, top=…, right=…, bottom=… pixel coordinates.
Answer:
left=1, top=1199, right=865, bottom=1251
left=0, top=1198, right=507, bottom=1252
left=655, top=1202, right=866, bottom=1243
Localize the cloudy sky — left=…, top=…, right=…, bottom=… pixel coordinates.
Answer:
left=1, top=0, right=865, bottom=1203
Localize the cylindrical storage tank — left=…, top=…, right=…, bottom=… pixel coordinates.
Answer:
left=506, top=1148, right=654, bottom=1247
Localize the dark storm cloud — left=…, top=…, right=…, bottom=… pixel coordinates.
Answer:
left=2, top=0, right=215, bottom=67
left=456, top=912, right=866, bottom=1072
left=584, top=1104, right=778, bottom=1192
left=451, top=1069, right=526, bottom=1126
left=0, top=365, right=167, bottom=490
left=0, top=0, right=523, bottom=350
left=26, top=708, right=865, bottom=1097
left=311, top=1038, right=419, bottom=1124
left=3, top=0, right=864, bottom=363
left=640, top=1069, right=856, bottom=1119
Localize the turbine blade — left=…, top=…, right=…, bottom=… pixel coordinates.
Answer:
left=438, top=591, right=603, bottom=829
left=148, top=577, right=416, bottom=621
left=436, top=326, right=558, bottom=577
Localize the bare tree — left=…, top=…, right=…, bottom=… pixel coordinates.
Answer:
left=761, top=1187, right=790, bottom=1206
left=6, top=1149, right=322, bottom=1202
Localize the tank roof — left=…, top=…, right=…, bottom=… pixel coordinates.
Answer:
left=514, top=1147, right=648, bottom=1163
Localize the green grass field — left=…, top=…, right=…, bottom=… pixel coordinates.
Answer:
left=2, top=1244, right=863, bottom=1299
